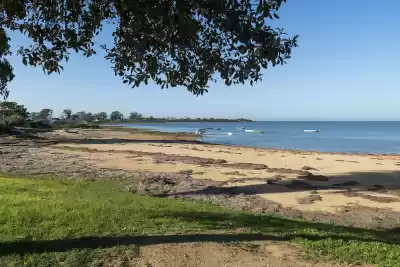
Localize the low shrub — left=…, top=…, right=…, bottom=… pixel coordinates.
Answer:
left=0, top=115, right=25, bottom=134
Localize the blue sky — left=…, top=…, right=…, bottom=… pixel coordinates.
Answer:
left=6, top=0, right=400, bottom=120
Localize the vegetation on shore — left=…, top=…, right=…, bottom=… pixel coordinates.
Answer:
left=57, top=108, right=251, bottom=123
left=0, top=175, right=399, bottom=266
left=0, top=101, right=251, bottom=133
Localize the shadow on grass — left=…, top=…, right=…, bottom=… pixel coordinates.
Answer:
left=0, top=211, right=398, bottom=255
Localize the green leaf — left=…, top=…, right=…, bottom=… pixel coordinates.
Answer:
left=238, top=45, right=246, bottom=54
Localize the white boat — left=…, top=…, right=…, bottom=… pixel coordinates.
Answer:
left=304, top=129, right=320, bottom=133
left=227, top=132, right=233, bottom=136
left=245, top=129, right=264, bottom=133
left=195, top=128, right=207, bottom=134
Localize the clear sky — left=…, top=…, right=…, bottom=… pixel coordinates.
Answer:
left=6, top=0, right=400, bottom=120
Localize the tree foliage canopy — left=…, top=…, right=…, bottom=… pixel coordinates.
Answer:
left=94, top=112, right=108, bottom=121
left=62, top=109, right=73, bottom=120
left=0, top=0, right=298, bottom=98
left=129, top=111, right=143, bottom=120
left=0, top=101, right=28, bottom=118
left=0, top=101, right=27, bottom=132
left=37, top=108, right=53, bottom=119
left=74, top=111, right=93, bottom=121
left=110, top=110, right=123, bottom=121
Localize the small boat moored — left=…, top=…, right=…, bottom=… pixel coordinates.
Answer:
left=195, top=128, right=207, bottom=134
left=303, top=129, right=320, bottom=133
left=245, top=129, right=264, bottom=133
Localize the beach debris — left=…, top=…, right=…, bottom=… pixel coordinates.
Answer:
left=178, top=169, right=194, bottom=175
left=220, top=177, right=270, bottom=185
left=222, top=162, right=268, bottom=170
left=152, top=154, right=227, bottom=165
left=267, top=168, right=310, bottom=175
left=297, top=194, right=322, bottom=204
left=221, top=171, right=247, bottom=176
left=301, top=166, right=319, bottom=171
left=271, top=175, right=285, bottom=181
left=336, top=207, right=351, bottom=213
left=64, top=129, right=79, bottom=134
left=343, top=191, right=399, bottom=203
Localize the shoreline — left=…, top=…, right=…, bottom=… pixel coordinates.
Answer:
left=101, top=125, right=400, bottom=158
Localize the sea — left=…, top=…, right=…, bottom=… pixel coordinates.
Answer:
left=109, top=121, right=400, bottom=154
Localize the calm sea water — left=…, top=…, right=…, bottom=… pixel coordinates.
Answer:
left=111, top=122, right=400, bottom=154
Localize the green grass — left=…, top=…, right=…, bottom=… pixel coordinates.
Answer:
left=0, top=176, right=399, bottom=266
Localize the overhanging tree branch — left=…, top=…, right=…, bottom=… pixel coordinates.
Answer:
left=0, top=0, right=298, bottom=98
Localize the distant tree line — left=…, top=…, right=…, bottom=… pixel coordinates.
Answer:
left=48, top=107, right=251, bottom=122
left=1, top=101, right=252, bottom=133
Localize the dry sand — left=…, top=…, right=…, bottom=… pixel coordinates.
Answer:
left=50, top=128, right=400, bottom=215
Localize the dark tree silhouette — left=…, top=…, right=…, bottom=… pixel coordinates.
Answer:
left=37, top=109, right=53, bottom=120
left=0, top=0, right=298, bottom=98
left=129, top=112, right=144, bottom=120
left=110, top=111, right=124, bottom=121
left=62, top=109, right=73, bottom=120
left=94, top=112, right=108, bottom=121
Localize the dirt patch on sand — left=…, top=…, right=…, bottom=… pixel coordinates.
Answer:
left=301, top=166, right=319, bottom=171
left=297, top=194, right=323, bottom=205
left=53, top=145, right=313, bottom=176
left=54, top=145, right=228, bottom=166
left=221, top=171, right=248, bottom=176
left=222, top=163, right=268, bottom=170
left=267, top=168, right=310, bottom=175
left=152, top=153, right=227, bottom=165
left=343, top=191, right=400, bottom=203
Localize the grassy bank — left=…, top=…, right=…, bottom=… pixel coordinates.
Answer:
left=0, top=176, right=399, bottom=266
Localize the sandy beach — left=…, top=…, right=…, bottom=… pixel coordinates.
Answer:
left=51, top=128, right=400, bottom=214
left=2, top=127, right=400, bottom=229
